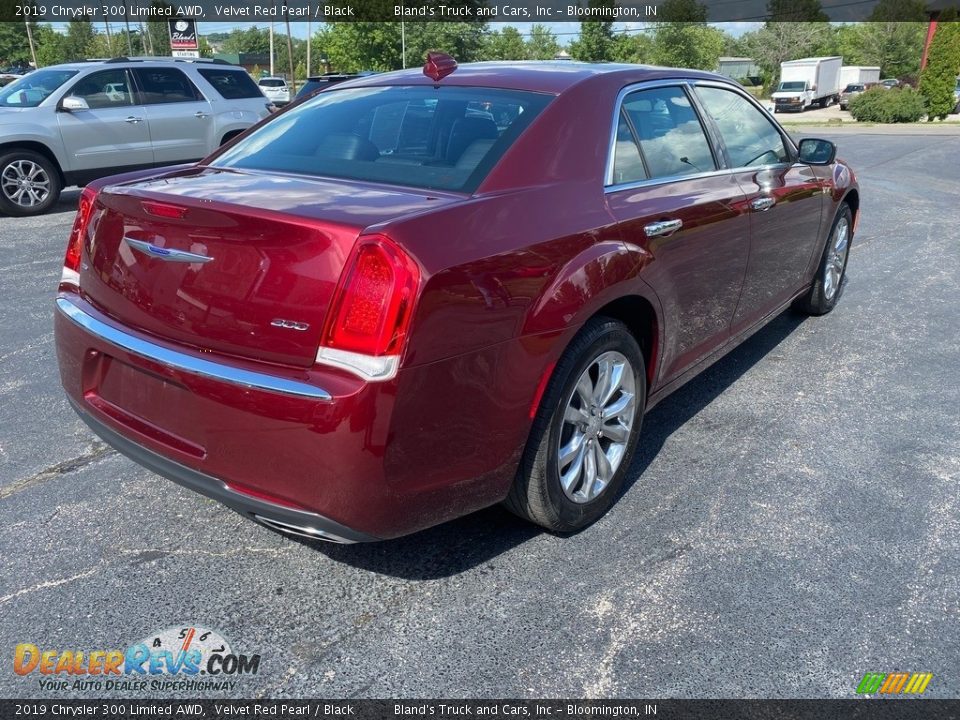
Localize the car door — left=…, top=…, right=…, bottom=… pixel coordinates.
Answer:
left=132, top=66, right=213, bottom=164
left=605, top=84, right=752, bottom=386
left=56, top=68, right=153, bottom=174
left=692, top=83, right=824, bottom=333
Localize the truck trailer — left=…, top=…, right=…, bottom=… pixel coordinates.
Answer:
left=773, top=57, right=843, bottom=112
left=840, top=66, right=881, bottom=88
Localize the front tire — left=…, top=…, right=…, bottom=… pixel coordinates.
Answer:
left=795, top=202, right=853, bottom=316
left=505, top=317, right=646, bottom=532
left=0, top=150, right=62, bottom=217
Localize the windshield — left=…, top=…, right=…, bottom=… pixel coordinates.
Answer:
left=0, top=69, right=78, bottom=107
left=844, top=85, right=865, bottom=92
left=259, top=79, right=286, bottom=88
left=778, top=81, right=806, bottom=92
left=211, top=85, right=552, bottom=193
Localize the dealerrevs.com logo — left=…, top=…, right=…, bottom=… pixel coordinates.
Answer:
left=13, top=626, right=261, bottom=693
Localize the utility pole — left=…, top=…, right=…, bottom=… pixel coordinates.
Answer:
left=24, top=20, right=38, bottom=68
left=269, top=22, right=275, bottom=76
left=401, top=21, right=406, bottom=69
left=306, top=19, right=311, bottom=76
left=284, top=0, right=296, bottom=93
left=104, top=21, right=113, bottom=54
left=122, top=0, right=133, bottom=55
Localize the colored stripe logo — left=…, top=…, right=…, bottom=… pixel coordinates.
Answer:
left=857, top=672, right=933, bottom=695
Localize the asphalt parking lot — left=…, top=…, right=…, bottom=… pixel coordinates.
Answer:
left=1, top=128, right=958, bottom=699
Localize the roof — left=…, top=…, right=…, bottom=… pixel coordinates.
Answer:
left=337, top=61, right=729, bottom=95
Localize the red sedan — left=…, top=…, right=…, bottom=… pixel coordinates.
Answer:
left=54, top=57, right=859, bottom=543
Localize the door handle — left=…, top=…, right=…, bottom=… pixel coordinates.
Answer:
left=750, top=196, right=776, bottom=212
left=124, top=116, right=143, bottom=124
left=194, top=111, right=209, bottom=119
left=643, top=219, right=683, bottom=238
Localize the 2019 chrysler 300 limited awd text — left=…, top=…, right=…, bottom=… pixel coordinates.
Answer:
left=54, top=56, right=859, bottom=543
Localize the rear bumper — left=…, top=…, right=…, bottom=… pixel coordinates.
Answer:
left=69, top=397, right=377, bottom=544
left=55, top=292, right=531, bottom=539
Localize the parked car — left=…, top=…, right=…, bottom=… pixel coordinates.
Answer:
left=954, top=78, right=960, bottom=114
left=294, top=72, right=375, bottom=101
left=257, top=76, right=290, bottom=106
left=879, top=78, right=900, bottom=89
left=839, top=83, right=868, bottom=110
left=54, top=57, right=859, bottom=543
left=0, top=57, right=272, bottom=216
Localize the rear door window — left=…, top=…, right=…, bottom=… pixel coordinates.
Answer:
left=198, top=68, right=264, bottom=100
left=132, top=68, right=204, bottom=105
left=695, top=85, right=790, bottom=168
left=619, top=86, right=717, bottom=180
left=211, top=85, right=552, bottom=193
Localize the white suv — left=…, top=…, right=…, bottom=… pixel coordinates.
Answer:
left=0, top=57, right=272, bottom=216
left=257, top=77, right=290, bottom=106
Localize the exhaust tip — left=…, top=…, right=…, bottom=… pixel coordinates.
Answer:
left=251, top=514, right=357, bottom=544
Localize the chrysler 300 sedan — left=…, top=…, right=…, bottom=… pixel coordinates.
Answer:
left=54, top=57, right=858, bottom=543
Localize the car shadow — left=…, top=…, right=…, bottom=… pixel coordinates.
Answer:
left=285, top=310, right=811, bottom=580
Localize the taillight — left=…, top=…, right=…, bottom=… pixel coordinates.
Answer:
left=61, top=186, right=98, bottom=289
left=317, top=236, right=420, bottom=382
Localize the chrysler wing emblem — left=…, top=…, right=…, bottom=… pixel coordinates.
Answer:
left=124, top=237, right=214, bottom=264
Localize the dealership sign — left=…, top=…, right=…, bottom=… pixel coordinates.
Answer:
left=168, top=19, right=198, bottom=51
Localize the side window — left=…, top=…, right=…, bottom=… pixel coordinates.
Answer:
left=621, top=86, right=716, bottom=180
left=611, top=110, right=647, bottom=185
left=67, top=70, right=134, bottom=109
left=132, top=68, right=203, bottom=105
left=695, top=86, right=790, bottom=168
left=198, top=69, right=263, bottom=100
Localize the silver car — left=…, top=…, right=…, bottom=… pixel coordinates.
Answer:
left=0, top=57, right=272, bottom=216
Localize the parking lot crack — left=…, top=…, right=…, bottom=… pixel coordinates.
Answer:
left=0, top=442, right=115, bottom=500
left=0, top=564, right=102, bottom=605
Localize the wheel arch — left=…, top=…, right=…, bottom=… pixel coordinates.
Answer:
left=590, top=295, right=660, bottom=391
left=0, top=140, right=66, bottom=186
left=842, top=188, right=860, bottom=232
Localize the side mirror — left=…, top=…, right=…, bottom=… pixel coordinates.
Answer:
left=798, top=138, right=837, bottom=165
left=60, top=96, right=89, bottom=112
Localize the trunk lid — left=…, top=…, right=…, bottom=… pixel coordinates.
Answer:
left=80, top=168, right=457, bottom=368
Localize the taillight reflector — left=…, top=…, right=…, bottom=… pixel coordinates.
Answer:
left=321, top=236, right=420, bottom=362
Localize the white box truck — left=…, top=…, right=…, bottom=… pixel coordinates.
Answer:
left=840, top=66, right=881, bottom=88
left=773, top=57, right=843, bottom=112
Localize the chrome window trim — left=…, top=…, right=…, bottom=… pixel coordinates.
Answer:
left=604, top=77, right=800, bottom=194
left=56, top=296, right=332, bottom=401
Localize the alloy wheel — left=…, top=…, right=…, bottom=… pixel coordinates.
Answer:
left=557, top=350, right=637, bottom=504
left=823, top=215, right=850, bottom=301
left=1, top=159, right=51, bottom=208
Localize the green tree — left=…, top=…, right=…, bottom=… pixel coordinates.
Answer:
left=0, top=20, right=32, bottom=64
left=570, top=23, right=614, bottom=61
left=314, top=23, right=402, bottom=72
left=404, top=22, right=488, bottom=66
left=651, top=0, right=724, bottom=70
left=837, top=22, right=926, bottom=79
left=610, top=32, right=652, bottom=64
left=62, top=19, right=96, bottom=61
left=526, top=24, right=560, bottom=60
left=221, top=25, right=271, bottom=55
left=919, top=15, right=960, bottom=120
left=34, top=24, right=67, bottom=67
left=483, top=27, right=527, bottom=60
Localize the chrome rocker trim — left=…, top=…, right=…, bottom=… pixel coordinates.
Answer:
left=56, top=296, right=332, bottom=401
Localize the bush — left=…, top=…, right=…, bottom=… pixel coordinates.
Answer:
left=919, top=19, right=960, bottom=120
left=849, top=86, right=927, bottom=123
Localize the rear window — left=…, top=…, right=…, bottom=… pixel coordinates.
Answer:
left=210, top=86, right=552, bottom=193
left=133, top=68, right=203, bottom=104
left=844, top=84, right=865, bottom=92
left=259, top=78, right=286, bottom=88
left=198, top=68, right=264, bottom=100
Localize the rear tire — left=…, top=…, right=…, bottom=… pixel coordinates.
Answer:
left=794, top=202, right=853, bottom=316
left=505, top=317, right=646, bottom=533
left=0, top=150, right=62, bottom=217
